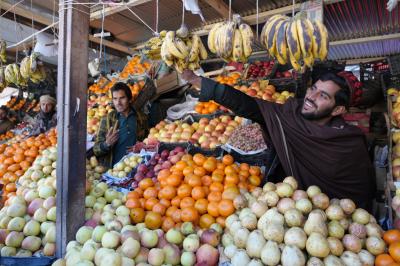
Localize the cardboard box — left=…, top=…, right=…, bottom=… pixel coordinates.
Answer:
left=154, top=71, right=179, bottom=95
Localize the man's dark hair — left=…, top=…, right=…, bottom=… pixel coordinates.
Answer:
left=111, top=82, right=133, bottom=101
left=318, top=72, right=350, bottom=109
left=0, top=106, right=9, bottom=114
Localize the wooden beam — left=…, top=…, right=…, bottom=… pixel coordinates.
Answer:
left=338, top=56, right=386, bottom=65
left=0, top=0, right=132, bottom=54
left=330, top=33, right=400, bottom=46
left=203, top=0, right=230, bottom=18
left=89, top=35, right=132, bottom=54
left=56, top=0, right=89, bottom=257
left=90, top=0, right=153, bottom=20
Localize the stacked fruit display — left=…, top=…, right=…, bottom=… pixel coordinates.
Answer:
left=261, top=14, right=328, bottom=70
left=0, top=128, right=57, bottom=203
left=392, top=132, right=400, bottom=180
left=86, top=156, right=107, bottom=185
left=214, top=72, right=241, bottom=86
left=194, top=101, right=222, bottom=115
left=0, top=131, right=14, bottom=141
left=106, top=155, right=143, bottom=179
left=144, top=116, right=243, bottom=149
left=245, top=61, right=275, bottom=79
left=119, top=55, right=151, bottom=79
left=130, top=147, right=185, bottom=190
left=374, top=229, right=400, bottom=265
left=221, top=177, right=385, bottom=265
left=160, top=31, right=208, bottom=73
left=0, top=146, right=58, bottom=257
left=208, top=20, right=254, bottom=62
left=125, top=153, right=262, bottom=232
left=52, top=221, right=221, bottom=266
left=237, top=81, right=294, bottom=104
left=88, top=76, right=112, bottom=94
left=390, top=89, right=400, bottom=128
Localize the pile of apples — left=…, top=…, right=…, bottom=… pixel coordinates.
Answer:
left=0, top=147, right=58, bottom=257
left=87, top=104, right=113, bottom=135
left=107, top=155, right=143, bottom=179
left=52, top=220, right=221, bottom=266
left=237, top=81, right=294, bottom=104
left=144, top=116, right=243, bottom=149
left=86, top=157, right=107, bottom=184
left=246, top=61, right=275, bottom=79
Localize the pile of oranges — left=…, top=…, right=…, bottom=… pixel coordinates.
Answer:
left=376, top=229, right=400, bottom=265
left=125, top=153, right=262, bottom=231
left=0, top=131, right=14, bottom=141
left=128, top=80, right=145, bottom=100
left=120, top=56, right=151, bottom=79
left=194, top=101, right=220, bottom=115
left=214, top=72, right=241, bottom=86
left=0, top=128, right=57, bottom=203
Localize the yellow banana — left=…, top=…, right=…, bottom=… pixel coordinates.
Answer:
left=20, top=56, right=31, bottom=80
left=312, top=20, right=329, bottom=60
left=207, top=22, right=223, bottom=54
left=188, top=35, right=200, bottom=62
left=268, top=19, right=286, bottom=59
left=275, top=20, right=289, bottom=65
left=296, top=18, right=314, bottom=67
left=239, top=23, right=253, bottom=58
left=263, top=15, right=288, bottom=49
left=286, top=20, right=302, bottom=71
left=173, top=38, right=189, bottom=58
left=232, top=29, right=243, bottom=62
left=165, top=31, right=185, bottom=59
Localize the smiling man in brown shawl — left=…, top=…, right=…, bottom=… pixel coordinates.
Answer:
left=182, top=70, right=375, bottom=210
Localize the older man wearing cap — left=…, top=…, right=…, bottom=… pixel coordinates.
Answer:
left=30, top=94, right=57, bottom=135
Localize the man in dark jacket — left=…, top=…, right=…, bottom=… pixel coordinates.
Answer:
left=93, top=82, right=148, bottom=168
left=30, top=95, right=57, bottom=136
left=182, top=70, right=375, bottom=210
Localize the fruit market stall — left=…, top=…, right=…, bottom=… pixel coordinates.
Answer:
left=0, top=0, right=399, bottom=265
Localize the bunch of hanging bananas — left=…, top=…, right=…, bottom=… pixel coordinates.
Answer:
left=142, top=30, right=167, bottom=60
left=20, top=52, right=47, bottom=84
left=260, top=14, right=328, bottom=71
left=160, top=31, right=208, bottom=73
left=0, top=40, right=6, bottom=63
left=207, top=21, right=254, bottom=62
left=4, top=63, right=27, bottom=87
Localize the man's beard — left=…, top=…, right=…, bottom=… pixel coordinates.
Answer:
left=301, top=101, right=334, bottom=120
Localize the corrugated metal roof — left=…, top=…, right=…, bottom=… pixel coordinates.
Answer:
left=324, top=0, right=400, bottom=41
left=328, top=38, right=400, bottom=60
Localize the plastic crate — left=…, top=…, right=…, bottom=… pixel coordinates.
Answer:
left=188, top=145, right=224, bottom=157
left=0, top=256, right=57, bottom=266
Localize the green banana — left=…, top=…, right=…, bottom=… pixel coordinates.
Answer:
left=0, top=40, right=6, bottom=63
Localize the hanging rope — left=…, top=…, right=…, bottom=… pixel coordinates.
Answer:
left=126, top=6, right=156, bottom=34
left=0, top=0, right=24, bottom=18
left=30, top=0, right=35, bottom=50
left=292, top=0, right=296, bottom=18
left=181, top=0, right=185, bottom=26
left=99, top=4, right=106, bottom=60
left=256, top=0, right=259, bottom=39
left=155, top=0, right=159, bottom=34
left=228, top=0, right=232, bottom=21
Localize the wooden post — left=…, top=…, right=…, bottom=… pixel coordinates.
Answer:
left=56, top=1, right=89, bottom=257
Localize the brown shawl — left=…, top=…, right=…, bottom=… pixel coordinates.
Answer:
left=256, top=98, right=375, bottom=208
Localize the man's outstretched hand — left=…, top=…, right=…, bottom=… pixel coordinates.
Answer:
left=181, top=70, right=202, bottom=88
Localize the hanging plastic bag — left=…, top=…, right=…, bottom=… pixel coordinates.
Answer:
left=166, top=94, right=199, bottom=120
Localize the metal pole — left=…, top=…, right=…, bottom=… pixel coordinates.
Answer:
left=56, top=0, right=89, bottom=257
